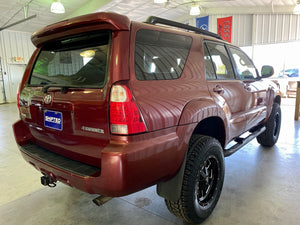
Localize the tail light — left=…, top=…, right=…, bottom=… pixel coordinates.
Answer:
left=110, top=84, right=146, bottom=135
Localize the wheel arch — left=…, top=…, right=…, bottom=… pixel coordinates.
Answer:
left=192, top=116, right=226, bottom=148
left=265, top=94, right=281, bottom=121
left=178, top=98, right=228, bottom=148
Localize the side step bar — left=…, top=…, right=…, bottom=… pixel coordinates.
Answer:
left=224, top=126, right=266, bottom=157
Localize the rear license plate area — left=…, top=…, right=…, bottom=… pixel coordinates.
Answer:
left=44, top=110, right=63, bottom=131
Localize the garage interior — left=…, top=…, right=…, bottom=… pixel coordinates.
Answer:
left=0, top=0, right=300, bottom=224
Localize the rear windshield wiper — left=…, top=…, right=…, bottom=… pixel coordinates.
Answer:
left=41, top=84, right=100, bottom=94
left=42, top=84, right=79, bottom=94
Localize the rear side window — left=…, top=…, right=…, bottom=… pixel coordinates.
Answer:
left=29, top=31, right=110, bottom=87
left=135, top=29, right=192, bottom=80
left=206, top=42, right=235, bottom=80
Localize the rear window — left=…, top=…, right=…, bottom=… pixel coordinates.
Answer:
left=29, top=31, right=111, bottom=87
left=135, top=29, right=192, bottom=81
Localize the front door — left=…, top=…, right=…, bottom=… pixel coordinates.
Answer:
left=227, top=46, right=268, bottom=131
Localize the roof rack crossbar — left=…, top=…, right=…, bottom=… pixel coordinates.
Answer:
left=145, top=16, right=222, bottom=40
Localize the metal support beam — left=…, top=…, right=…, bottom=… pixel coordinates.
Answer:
left=0, top=15, right=37, bottom=31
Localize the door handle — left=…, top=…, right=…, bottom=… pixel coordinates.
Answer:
left=213, top=85, right=224, bottom=94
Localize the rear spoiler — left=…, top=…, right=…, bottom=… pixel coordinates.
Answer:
left=31, top=12, right=131, bottom=47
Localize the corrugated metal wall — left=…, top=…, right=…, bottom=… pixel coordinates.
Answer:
left=182, top=13, right=300, bottom=47
left=0, top=30, right=35, bottom=103
left=253, top=14, right=300, bottom=44
left=209, top=14, right=253, bottom=47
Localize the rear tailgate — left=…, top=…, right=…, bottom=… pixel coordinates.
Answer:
left=19, top=30, right=112, bottom=167
left=17, top=13, right=132, bottom=168
left=19, top=86, right=109, bottom=167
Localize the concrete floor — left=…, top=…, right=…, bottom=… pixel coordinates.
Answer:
left=0, top=99, right=300, bottom=225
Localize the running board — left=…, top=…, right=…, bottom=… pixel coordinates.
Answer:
left=224, top=127, right=266, bottom=157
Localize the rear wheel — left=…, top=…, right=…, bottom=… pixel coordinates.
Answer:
left=257, top=103, right=281, bottom=147
left=165, top=135, right=225, bottom=224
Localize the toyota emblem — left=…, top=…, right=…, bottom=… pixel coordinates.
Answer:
left=44, top=94, right=52, bottom=104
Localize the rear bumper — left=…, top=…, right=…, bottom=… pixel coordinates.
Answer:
left=14, top=120, right=187, bottom=197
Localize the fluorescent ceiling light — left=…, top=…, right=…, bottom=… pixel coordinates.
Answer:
left=294, top=1, right=300, bottom=14
left=51, top=0, right=65, bottom=14
left=190, top=6, right=200, bottom=16
left=154, top=0, right=167, bottom=3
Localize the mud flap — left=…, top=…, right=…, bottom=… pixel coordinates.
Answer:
left=156, top=153, right=187, bottom=202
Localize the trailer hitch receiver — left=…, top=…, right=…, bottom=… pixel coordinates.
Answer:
left=41, top=174, right=56, bottom=187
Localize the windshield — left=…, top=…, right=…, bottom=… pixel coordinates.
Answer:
left=29, top=31, right=111, bottom=87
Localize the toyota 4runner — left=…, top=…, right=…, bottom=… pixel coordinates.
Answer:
left=13, top=12, right=281, bottom=224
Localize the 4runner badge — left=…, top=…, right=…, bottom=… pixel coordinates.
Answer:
left=81, top=126, right=104, bottom=134
left=44, top=94, right=52, bottom=104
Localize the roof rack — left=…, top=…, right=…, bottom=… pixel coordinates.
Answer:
left=145, top=16, right=222, bottom=40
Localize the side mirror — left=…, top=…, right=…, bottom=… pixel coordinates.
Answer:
left=261, top=65, right=274, bottom=78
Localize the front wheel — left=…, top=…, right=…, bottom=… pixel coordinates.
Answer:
left=165, top=135, right=225, bottom=224
left=257, top=103, right=281, bottom=147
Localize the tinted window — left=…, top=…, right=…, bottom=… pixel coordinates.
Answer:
left=229, top=47, right=258, bottom=79
left=206, top=43, right=235, bottom=80
left=29, top=32, right=110, bottom=87
left=203, top=44, right=216, bottom=80
left=135, top=29, right=192, bottom=80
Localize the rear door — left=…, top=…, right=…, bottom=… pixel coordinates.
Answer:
left=19, top=31, right=111, bottom=167
left=204, top=41, right=252, bottom=140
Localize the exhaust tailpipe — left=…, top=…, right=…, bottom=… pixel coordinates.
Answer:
left=92, top=196, right=113, bottom=206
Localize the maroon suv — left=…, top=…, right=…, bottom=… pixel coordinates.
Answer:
left=13, top=12, right=281, bottom=224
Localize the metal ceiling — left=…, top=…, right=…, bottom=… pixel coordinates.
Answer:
left=0, top=0, right=297, bottom=33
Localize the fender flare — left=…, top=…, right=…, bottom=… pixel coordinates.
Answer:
left=178, top=97, right=220, bottom=125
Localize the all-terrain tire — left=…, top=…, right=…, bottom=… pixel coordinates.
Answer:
left=257, top=103, right=281, bottom=147
left=165, top=135, right=225, bottom=224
